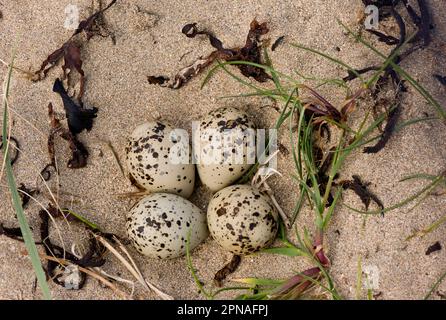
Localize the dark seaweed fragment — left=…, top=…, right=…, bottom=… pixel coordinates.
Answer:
left=271, top=36, right=285, bottom=51
left=0, top=224, right=25, bottom=242
left=434, top=74, right=446, bottom=86
left=363, top=103, right=401, bottom=153
left=214, top=255, right=241, bottom=287
left=302, top=85, right=342, bottom=121
left=60, top=130, right=89, bottom=169
left=75, top=237, right=107, bottom=268
left=43, top=102, right=61, bottom=179
left=43, top=101, right=90, bottom=174
left=53, top=78, right=97, bottom=135
left=342, top=175, right=384, bottom=214
left=367, top=30, right=399, bottom=45
left=405, top=0, right=431, bottom=46
left=74, top=0, right=117, bottom=39
left=358, top=25, right=405, bottom=154
left=35, top=41, right=87, bottom=99
left=236, top=19, right=271, bottom=82
left=362, top=0, right=395, bottom=7
left=425, top=241, right=441, bottom=255
left=343, top=66, right=380, bottom=82
left=181, top=23, right=229, bottom=52
left=147, top=76, right=169, bottom=85
left=18, top=184, right=38, bottom=209
left=148, top=19, right=271, bottom=89
left=350, top=0, right=431, bottom=84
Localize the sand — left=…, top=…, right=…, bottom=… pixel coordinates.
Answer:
left=0, top=0, right=445, bottom=300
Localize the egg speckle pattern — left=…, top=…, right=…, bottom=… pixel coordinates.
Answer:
left=193, top=107, right=256, bottom=192
left=126, top=193, right=208, bottom=259
left=126, top=121, right=195, bottom=198
left=207, top=185, right=278, bottom=255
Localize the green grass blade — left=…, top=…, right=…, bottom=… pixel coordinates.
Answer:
left=356, top=256, right=362, bottom=300
left=290, top=43, right=364, bottom=83
left=399, top=173, right=438, bottom=182
left=322, top=186, right=343, bottom=230
left=261, top=247, right=304, bottom=257
left=406, top=214, right=446, bottom=240
left=2, top=58, right=52, bottom=300
left=424, top=270, right=446, bottom=300
left=185, top=230, right=212, bottom=299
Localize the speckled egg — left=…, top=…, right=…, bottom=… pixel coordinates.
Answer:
left=126, top=193, right=208, bottom=259
left=207, top=185, right=278, bottom=255
left=193, top=107, right=256, bottom=192
left=126, top=121, right=195, bottom=198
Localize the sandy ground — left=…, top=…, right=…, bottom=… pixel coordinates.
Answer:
left=0, top=0, right=445, bottom=300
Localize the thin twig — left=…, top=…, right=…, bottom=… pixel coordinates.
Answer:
left=95, top=234, right=174, bottom=300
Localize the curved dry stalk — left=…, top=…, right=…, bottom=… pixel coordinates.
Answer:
left=94, top=139, right=125, bottom=177
left=0, top=58, right=35, bottom=78
left=95, top=234, right=174, bottom=300
left=8, top=106, right=47, bottom=139
left=251, top=150, right=290, bottom=227
left=71, top=242, right=136, bottom=297
left=112, top=236, right=167, bottom=298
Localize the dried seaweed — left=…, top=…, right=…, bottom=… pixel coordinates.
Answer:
left=148, top=19, right=271, bottom=89
left=147, top=75, right=169, bottom=85
left=51, top=80, right=93, bottom=169
left=404, top=0, right=431, bottom=46
left=43, top=101, right=90, bottom=175
left=34, top=2, right=116, bottom=175
left=53, top=79, right=97, bottom=135
left=214, top=255, right=241, bottom=287
left=359, top=5, right=406, bottom=154
left=271, top=36, right=285, bottom=51
left=342, top=175, right=384, bottom=214
left=302, top=85, right=343, bottom=122
left=363, top=102, right=401, bottom=153
left=35, top=42, right=86, bottom=100
left=60, top=130, right=89, bottom=169
left=362, top=0, right=395, bottom=7
left=0, top=224, right=26, bottom=242
left=367, top=30, right=399, bottom=45
left=39, top=207, right=106, bottom=289
left=2, top=199, right=118, bottom=291
left=434, top=74, right=446, bottom=86
left=43, top=102, right=61, bottom=179
left=350, top=0, right=431, bottom=84
left=343, top=66, right=380, bottom=82
left=425, top=241, right=441, bottom=255
left=0, top=136, right=20, bottom=165
left=34, top=0, right=117, bottom=85
left=18, top=184, right=38, bottom=209
left=73, top=0, right=117, bottom=39
left=236, top=19, right=271, bottom=82
left=40, top=164, right=56, bottom=182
